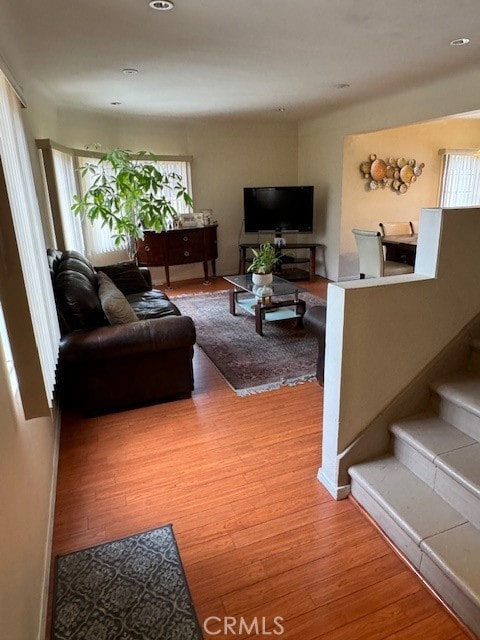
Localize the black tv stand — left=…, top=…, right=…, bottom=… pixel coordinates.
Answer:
left=238, top=242, right=321, bottom=282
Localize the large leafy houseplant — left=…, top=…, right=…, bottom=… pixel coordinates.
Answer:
left=72, top=148, right=193, bottom=260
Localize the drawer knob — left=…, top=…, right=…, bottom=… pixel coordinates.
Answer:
left=145, top=245, right=150, bottom=252
left=184, top=251, right=189, bottom=257
left=183, top=236, right=188, bottom=242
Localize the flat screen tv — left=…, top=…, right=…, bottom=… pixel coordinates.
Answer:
left=243, top=185, right=314, bottom=233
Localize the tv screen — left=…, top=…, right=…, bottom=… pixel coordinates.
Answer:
left=244, top=185, right=314, bottom=233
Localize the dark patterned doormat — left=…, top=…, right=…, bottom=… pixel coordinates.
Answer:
left=51, top=524, right=203, bottom=640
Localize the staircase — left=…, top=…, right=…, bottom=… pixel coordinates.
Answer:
left=349, top=337, right=480, bottom=637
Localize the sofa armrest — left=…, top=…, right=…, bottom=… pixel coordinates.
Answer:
left=60, top=315, right=195, bottom=363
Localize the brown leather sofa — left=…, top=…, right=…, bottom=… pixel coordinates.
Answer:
left=48, top=249, right=196, bottom=415
left=303, top=303, right=327, bottom=384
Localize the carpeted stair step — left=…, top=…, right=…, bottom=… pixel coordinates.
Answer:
left=430, top=372, right=480, bottom=441
left=349, top=457, right=480, bottom=637
left=391, top=413, right=480, bottom=528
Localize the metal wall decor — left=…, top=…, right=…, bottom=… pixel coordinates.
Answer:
left=360, top=154, right=425, bottom=194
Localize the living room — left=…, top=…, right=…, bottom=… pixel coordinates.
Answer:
left=2, top=2, right=480, bottom=639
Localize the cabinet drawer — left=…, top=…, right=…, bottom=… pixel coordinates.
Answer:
left=167, top=231, right=205, bottom=263
left=136, top=232, right=166, bottom=265
left=135, top=225, right=218, bottom=269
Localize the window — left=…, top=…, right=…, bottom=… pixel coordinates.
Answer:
left=0, top=75, right=60, bottom=412
left=439, top=150, right=480, bottom=207
left=38, top=141, right=193, bottom=262
left=52, top=149, right=85, bottom=252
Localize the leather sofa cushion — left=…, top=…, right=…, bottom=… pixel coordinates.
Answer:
left=57, top=258, right=97, bottom=286
left=97, top=272, right=139, bottom=325
left=55, top=270, right=107, bottom=332
left=127, top=290, right=181, bottom=319
left=96, top=261, right=150, bottom=295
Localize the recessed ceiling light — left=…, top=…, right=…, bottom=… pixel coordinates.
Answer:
left=110, top=101, right=122, bottom=106
left=276, top=107, right=286, bottom=112
left=122, top=68, right=139, bottom=75
left=450, top=38, right=470, bottom=46
left=149, top=0, right=174, bottom=10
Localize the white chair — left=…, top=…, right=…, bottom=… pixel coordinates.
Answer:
left=379, top=221, right=414, bottom=236
left=352, top=229, right=414, bottom=279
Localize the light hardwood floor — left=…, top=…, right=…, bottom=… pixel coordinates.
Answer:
left=50, top=276, right=473, bottom=640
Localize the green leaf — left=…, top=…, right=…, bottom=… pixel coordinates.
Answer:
left=72, top=148, right=193, bottom=256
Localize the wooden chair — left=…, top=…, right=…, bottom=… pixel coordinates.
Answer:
left=379, top=221, right=414, bottom=236
left=352, top=229, right=414, bottom=279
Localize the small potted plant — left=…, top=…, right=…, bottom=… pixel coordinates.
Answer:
left=247, top=243, right=281, bottom=285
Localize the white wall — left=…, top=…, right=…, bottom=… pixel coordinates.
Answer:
left=320, top=208, right=480, bottom=497
left=0, top=375, right=58, bottom=639
left=56, top=110, right=299, bottom=283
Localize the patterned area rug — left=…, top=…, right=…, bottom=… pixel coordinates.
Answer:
left=52, top=525, right=203, bottom=640
left=174, top=289, right=325, bottom=395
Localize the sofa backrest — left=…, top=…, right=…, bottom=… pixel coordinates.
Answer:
left=49, top=250, right=107, bottom=334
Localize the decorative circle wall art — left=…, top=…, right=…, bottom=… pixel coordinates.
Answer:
left=360, top=154, right=425, bottom=194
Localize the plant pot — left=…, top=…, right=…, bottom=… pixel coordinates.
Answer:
left=252, top=272, right=273, bottom=286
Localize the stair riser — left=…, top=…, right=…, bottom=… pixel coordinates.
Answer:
left=393, top=436, right=480, bottom=529
left=392, top=438, right=436, bottom=488
left=353, top=472, right=480, bottom=636
left=435, top=469, right=480, bottom=530
left=432, top=395, right=480, bottom=442
left=350, top=478, right=422, bottom=569
left=419, top=553, right=480, bottom=638
left=350, top=457, right=480, bottom=638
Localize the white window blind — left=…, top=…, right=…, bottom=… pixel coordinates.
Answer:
left=156, top=160, right=193, bottom=215
left=78, top=157, right=193, bottom=258
left=52, top=149, right=85, bottom=252
left=77, top=157, right=121, bottom=257
left=440, top=152, right=480, bottom=207
left=0, top=74, right=60, bottom=406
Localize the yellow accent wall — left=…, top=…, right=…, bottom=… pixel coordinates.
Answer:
left=341, top=118, right=480, bottom=277
left=299, top=65, right=480, bottom=280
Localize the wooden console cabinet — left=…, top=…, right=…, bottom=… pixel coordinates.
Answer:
left=137, top=225, right=218, bottom=288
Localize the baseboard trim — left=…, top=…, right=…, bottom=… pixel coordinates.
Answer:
left=38, top=401, right=61, bottom=640
left=317, top=466, right=351, bottom=500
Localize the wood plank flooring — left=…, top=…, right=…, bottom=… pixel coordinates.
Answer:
left=49, top=276, right=473, bottom=640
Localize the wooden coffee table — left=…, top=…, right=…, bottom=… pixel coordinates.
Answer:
left=223, top=274, right=307, bottom=336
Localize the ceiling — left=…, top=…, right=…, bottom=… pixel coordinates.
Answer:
left=3, top=0, right=480, bottom=121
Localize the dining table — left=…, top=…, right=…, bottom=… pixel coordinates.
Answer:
left=381, top=234, right=418, bottom=266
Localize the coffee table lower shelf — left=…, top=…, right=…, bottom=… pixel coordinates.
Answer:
left=224, top=274, right=308, bottom=336
left=237, top=297, right=301, bottom=321
left=232, top=294, right=306, bottom=336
